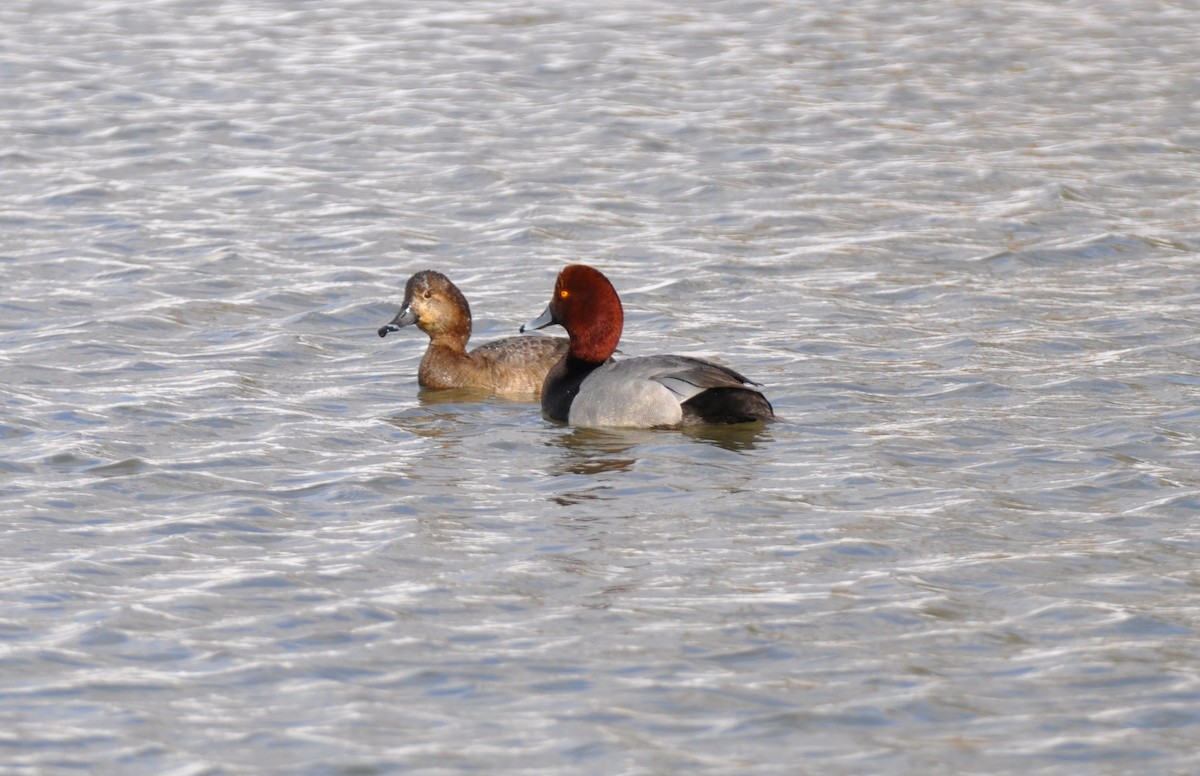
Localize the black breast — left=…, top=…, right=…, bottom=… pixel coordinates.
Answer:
left=541, top=355, right=603, bottom=422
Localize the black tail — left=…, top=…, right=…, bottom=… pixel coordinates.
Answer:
left=682, top=387, right=774, bottom=425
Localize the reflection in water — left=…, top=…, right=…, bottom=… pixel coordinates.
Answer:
left=417, top=387, right=504, bottom=406
left=551, top=427, right=648, bottom=476
left=555, top=422, right=770, bottom=461
left=383, top=404, right=465, bottom=440
left=545, top=423, right=772, bottom=505
left=545, top=428, right=641, bottom=505
left=6, top=0, right=1200, bottom=769
left=386, top=389, right=531, bottom=438
left=680, top=421, right=772, bottom=452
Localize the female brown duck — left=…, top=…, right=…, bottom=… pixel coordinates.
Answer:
left=379, top=270, right=567, bottom=398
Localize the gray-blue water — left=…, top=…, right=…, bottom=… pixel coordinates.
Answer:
left=3, top=1, right=1199, bottom=773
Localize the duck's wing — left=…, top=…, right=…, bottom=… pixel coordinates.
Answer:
left=643, top=355, right=762, bottom=402
left=566, top=355, right=772, bottom=428
left=645, top=355, right=773, bottom=424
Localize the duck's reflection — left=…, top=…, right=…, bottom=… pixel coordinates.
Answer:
left=384, top=389, right=524, bottom=440
left=551, top=427, right=649, bottom=475
left=383, top=402, right=467, bottom=440
left=545, top=422, right=771, bottom=506
left=417, top=386, right=502, bottom=406
left=381, top=393, right=773, bottom=508
left=679, top=421, right=771, bottom=452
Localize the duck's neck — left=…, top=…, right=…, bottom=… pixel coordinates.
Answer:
left=424, top=323, right=471, bottom=354
left=568, top=314, right=621, bottom=365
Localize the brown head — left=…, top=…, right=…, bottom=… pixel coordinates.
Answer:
left=522, top=264, right=623, bottom=364
left=378, top=270, right=472, bottom=350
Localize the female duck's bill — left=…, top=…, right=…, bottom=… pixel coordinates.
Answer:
left=379, top=270, right=568, bottom=398
left=522, top=264, right=774, bottom=428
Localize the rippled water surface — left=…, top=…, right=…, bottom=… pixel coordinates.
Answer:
left=3, top=0, right=1200, bottom=772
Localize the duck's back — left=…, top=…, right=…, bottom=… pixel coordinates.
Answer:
left=470, top=335, right=569, bottom=396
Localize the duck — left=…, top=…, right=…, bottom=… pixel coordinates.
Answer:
left=378, top=270, right=568, bottom=398
left=521, top=264, right=775, bottom=428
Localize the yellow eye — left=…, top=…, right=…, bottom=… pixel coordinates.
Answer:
left=559, top=289, right=570, bottom=299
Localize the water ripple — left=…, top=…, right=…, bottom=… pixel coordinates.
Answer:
left=2, top=0, right=1200, bottom=773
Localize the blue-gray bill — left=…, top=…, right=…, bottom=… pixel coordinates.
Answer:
left=520, top=305, right=555, bottom=334
left=378, top=307, right=418, bottom=338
